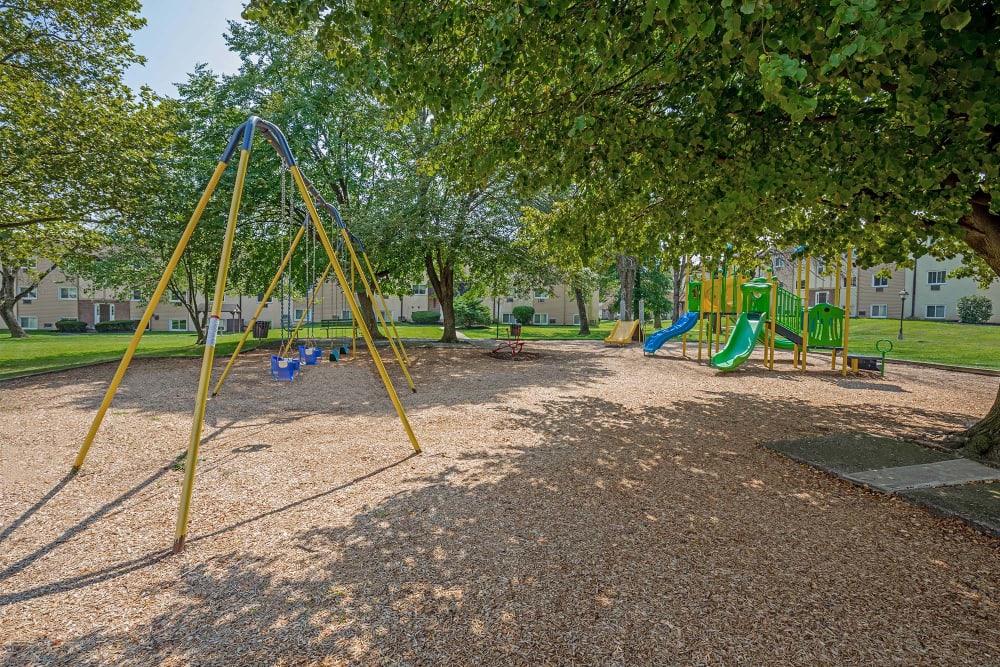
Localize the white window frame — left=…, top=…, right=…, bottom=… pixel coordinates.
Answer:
left=169, top=318, right=189, bottom=331
left=872, top=275, right=889, bottom=288
left=572, top=314, right=581, bottom=325
left=927, top=270, right=946, bottom=285
left=501, top=313, right=514, bottom=324
left=131, top=289, right=142, bottom=301
left=814, top=291, right=829, bottom=305
left=773, top=257, right=784, bottom=268
left=57, top=286, right=78, bottom=300
left=532, top=313, right=549, bottom=325
left=869, top=304, right=888, bottom=318
left=293, top=308, right=311, bottom=323
left=925, top=304, right=946, bottom=319
left=412, top=284, right=427, bottom=295
left=341, top=309, right=353, bottom=320
left=533, top=290, right=548, bottom=302
left=19, top=316, right=38, bottom=330
left=23, top=287, right=38, bottom=300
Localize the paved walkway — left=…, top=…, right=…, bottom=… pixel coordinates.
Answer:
left=765, top=433, right=1000, bottom=537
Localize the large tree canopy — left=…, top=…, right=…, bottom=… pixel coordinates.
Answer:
left=247, top=0, right=1000, bottom=453
left=0, top=0, right=163, bottom=336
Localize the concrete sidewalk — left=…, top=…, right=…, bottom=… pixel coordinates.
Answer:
left=764, top=433, right=1000, bottom=538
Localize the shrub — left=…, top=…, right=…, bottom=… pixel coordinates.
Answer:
left=95, top=319, right=138, bottom=333
left=55, top=318, right=88, bottom=333
left=410, top=310, right=441, bottom=324
left=454, top=295, right=491, bottom=327
left=957, top=294, right=993, bottom=324
left=511, top=305, right=535, bottom=325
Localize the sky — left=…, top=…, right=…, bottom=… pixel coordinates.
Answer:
left=123, top=0, right=247, bottom=96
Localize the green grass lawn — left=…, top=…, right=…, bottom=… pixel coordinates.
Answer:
left=2, top=317, right=998, bottom=380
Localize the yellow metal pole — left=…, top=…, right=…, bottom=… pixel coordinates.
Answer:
left=362, top=250, right=412, bottom=366
left=289, top=166, right=421, bottom=453
left=343, top=243, right=415, bottom=392
left=280, top=260, right=334, bottom=358
left=72, top=161, right=229, bottom=472
left=698, top=263, right=705, bottom=361
left=770, top=275, right=778, bottom=371
left=842, top=248, right=853, bottom=376
left=212, top=225, right=306, bottom=397
left=681, top=256, right=689, bottom=358
left=173, top=147, right=251, bottom=554
left=350, top=256, right=357, bottom=360
left=802, top=255, right=811, bottom=373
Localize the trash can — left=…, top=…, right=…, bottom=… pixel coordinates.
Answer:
left=510, top=323, right=522, bottom=338
left=252, top=320, right=271, bottom=339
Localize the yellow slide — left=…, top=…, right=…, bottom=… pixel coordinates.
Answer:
left=604, top=319, right=640, bottom=346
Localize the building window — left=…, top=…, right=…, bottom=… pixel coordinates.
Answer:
left=131, top=289, right=142, bottom=301
left=533, top=313, right=549, bottom=325
left=501, top=313, right=514, bottom=324
left=869, top=304, right=888, bottom=318
left=533, top=290, right=548, bottom=301
left=773, top=257, right=784, bottom=268
left=573, top=314, right=581, bottom=325
left=925, top=304, right=946, bottom=319
left=293, top=308, right=312, bottom=322
left=23, top=287, right=37, bottom=301
left=256, top=293, right=273, bottom=303
left=57, top=286, right=78, bottom=300
left=169, top=319, right=188, bottom=331
left=412, top=284, right=427, bottom=295
left=814, top=291, right=829, bottom=304
left=927, top=270, right=946, bottom=285
left=799, top=280, right=806, bottom=289
left=872, top=275, right=889, bottom=288
left=815, top=261, right=825, bottom=273
left=168, top=292, right=182, bottom=303
left=19, top=316, right=38, bottom=330
left=341, top=309, right=353, bottom=320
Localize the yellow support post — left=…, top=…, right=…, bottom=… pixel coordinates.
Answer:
left=280, top=260, right=334, bottom=358
left=339, top=242, right=415, bottom=392
left=173, top=147, right=250, bottom=554
left=362, top=251, right=411, bottom=367
left=698, top=263, right=705, bottom=361
left=289, top=166, right=421, bottom=453
left=842, top=248, right=853, bottom=376
left=212, top=224, right=306, bottom=397
left=72, top=161, right=229, bottom=472
left=681, top=256, right=689, bottom=358
left=769, top=274, right=778, bottom=371
left=802, top=255, right=811, bottom=373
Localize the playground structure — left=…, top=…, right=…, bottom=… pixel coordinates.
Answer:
left=492, top=322, right=525, bottom=357
left=644, top=249, right=874, bottom=375
left=70, top=116, right=422, bottom=553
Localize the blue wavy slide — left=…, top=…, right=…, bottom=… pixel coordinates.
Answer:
left=643, top=311, right=700, bottom=354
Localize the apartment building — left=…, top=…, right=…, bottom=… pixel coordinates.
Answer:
left=5, top=262, right=597, bottom=333
left=765, top=249, right=1000, bottom=323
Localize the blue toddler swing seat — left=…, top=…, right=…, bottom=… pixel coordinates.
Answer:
left=270, top=355, right=301, bottom=381
left=298, top=345, right=323, bottom=366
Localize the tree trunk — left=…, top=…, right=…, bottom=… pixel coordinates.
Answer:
left=573, top=286, right=591, bottom=336
left=954, top=196, right=1000, bottom=460
left=425, top=251, right=457, bottom=343
left=0, top=300, right=27, bottom=337
left=672, top=258, right=686, bottom=322
left=0, top=263, right=54, bottom=338
left=616, top=254, right=636, bottom=320
left=354, top=289, right=384, bottom=340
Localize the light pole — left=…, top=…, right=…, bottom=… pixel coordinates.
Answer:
left=898, top=289, right=909, bottom=340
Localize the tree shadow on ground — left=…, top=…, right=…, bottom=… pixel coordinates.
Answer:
left=2, top=391, right=995, bottom=665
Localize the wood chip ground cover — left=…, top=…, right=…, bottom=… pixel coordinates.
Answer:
left=1, top=340, right=998, bottom=665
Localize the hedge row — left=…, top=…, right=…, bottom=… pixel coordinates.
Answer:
left=95, top=319, right=138, bottom=333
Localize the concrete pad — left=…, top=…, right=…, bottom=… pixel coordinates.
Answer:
left=903, top=483, right=1000, bottom=538
left=763, top=432, right=954, bottom=475
left=843, top=458, right=1000, bottom=492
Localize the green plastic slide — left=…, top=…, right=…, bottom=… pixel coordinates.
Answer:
left=712, top=313, right=768, bottom=371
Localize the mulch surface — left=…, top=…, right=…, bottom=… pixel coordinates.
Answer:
left=1, top=341, right=998, bottom=665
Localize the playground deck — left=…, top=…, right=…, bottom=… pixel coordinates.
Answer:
left=1, top=341, right=997, bottom=664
